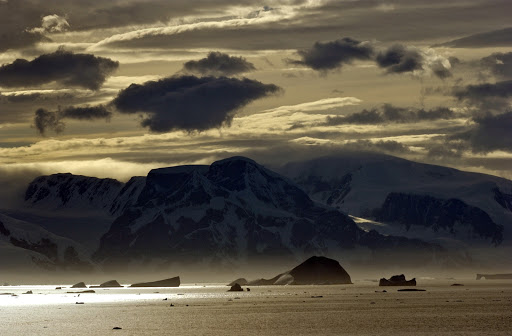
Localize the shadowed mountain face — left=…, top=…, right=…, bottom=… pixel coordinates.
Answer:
left=93, top=157, right=362, bottom=265
left=88, top=157, right=437, bottom=267
left=373, top=193, right=504, bottom=245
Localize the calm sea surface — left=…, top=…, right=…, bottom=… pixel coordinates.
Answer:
left=1, top=280, right=511, bottom=335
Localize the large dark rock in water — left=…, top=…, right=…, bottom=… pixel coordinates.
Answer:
left=244, top=256, right=352, bottom=286
left=228, top=283, right=244, bottom=292
left=130, top=276, right=180, bottom=287
left=288, top=256, right=352, bottom=285
left=90, top=280, right=123, bottom=288
left=379, top=274, right=416, bottom=286
left=71, top=282, right=87, bottom=288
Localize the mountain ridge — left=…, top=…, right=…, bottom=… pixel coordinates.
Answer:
left=16, top=153, right=511, bottom=272
left=276, top=153, right=512, bottom=245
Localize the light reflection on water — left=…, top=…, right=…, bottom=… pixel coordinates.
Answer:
left=0, top=284, right=287, bottom=306
left=2, top=280, right=510, bottom=307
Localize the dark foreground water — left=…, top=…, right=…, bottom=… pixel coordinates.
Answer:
left=1, top=280, right=511, bottom=335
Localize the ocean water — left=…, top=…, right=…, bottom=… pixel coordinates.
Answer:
left=0, top=280, right=511, bottom=335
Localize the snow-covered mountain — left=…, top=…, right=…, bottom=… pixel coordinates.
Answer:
left=19, top=154, right=510, bottom=270
left=92, top=157, right=437, bottom=268
left=276, top=152, right=512, bottom=245
left=0, top=212, right=93, bottom=272
left=24, top=173, right=145, bottom=215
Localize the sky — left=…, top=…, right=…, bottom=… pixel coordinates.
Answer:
left=0, top=0, right=511, bottom=191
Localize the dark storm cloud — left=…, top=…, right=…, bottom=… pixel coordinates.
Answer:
left=0, top=50, right=119, bottom=90
left=479, top=52, right=512, bottom=79
left=324, top=105, right=456, bottom=125
left=376, top=44, right=423, bottom=74
left=183, top=52, right=256, bottom=76
left=453, top=80, right=512, bottom=111
left=376, top=44, right=453, bottom=79
left=434, top=27, right=512, bottom=48
left=33, top=105, right=112, bottom=135
left=112, top=76, right=281, bottom=132
left=289, top=37, right=374, bottom=71
left=450, top=112, right=512, bottom=153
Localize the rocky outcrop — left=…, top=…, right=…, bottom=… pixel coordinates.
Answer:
left=287, top=256, right=352, bottom=285
left=245, top=256, right=352, bottom=286
left=130, top=276, right=180, bottom=287
left=379, top=274, right=416, bottom=286
left=71, top=282, right=87, bottom=288
left=90, top=280, right=122, bottom=288
left=476, top=273, right=512, bottom=280
left=228, top=283, right=243, bottom=292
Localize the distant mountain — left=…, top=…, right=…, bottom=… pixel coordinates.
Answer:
left=0, top=212, right=93, bottom=272
left=91, top=157, right=437, bottom=268
left=432, top=27, right=512, bottom=48
left=25, top=173, right=145, bottom=216
left=28, top=155, right=509, bottom=270
left=277, top=153, right=512, bottom=245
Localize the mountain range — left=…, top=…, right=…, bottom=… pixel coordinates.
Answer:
left=3, top=153, right=511, bottom=274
